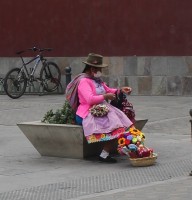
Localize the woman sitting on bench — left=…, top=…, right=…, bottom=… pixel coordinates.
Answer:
left=66, top=53, right=133, bottom=163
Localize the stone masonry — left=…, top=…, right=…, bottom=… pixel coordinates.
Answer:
left=1, top=56, right=192, bottom=95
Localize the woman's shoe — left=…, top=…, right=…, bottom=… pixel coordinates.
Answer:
left=99, top=156, right=117, bottom=163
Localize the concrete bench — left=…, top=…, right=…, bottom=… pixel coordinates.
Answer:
left=17, top=119, right=148, bottom=159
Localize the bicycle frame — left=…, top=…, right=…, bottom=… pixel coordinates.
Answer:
left=19, top=55, right=44, bottom=80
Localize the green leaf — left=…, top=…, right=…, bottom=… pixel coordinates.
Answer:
left=42, top=100, right=75, bottom=124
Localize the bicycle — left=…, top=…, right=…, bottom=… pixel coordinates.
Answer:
left=3, top=47, right=61, bottom=99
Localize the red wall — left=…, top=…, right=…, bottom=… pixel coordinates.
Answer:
left=1, top=0, right=192, bottom=56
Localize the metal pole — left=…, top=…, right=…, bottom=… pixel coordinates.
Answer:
left=190, top=109, right=192, bottom=142
left=189, top=109, right=192, bottom=176
left=65, top=66, right=71, bottom=86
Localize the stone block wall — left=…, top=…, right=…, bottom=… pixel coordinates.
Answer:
left=108, top=56, right=192, bottom=96
left=1, top=56, right=192, bottom=96
left=104, top=56, right=192, bottom=96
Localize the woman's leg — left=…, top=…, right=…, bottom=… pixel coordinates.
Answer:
left=103, top=139, right=117, bottom=153
left=99, top=139, right=117, bottom=163
left=76, top=115, right=83, bottom=125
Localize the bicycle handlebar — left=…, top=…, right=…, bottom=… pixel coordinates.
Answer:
left=16, top=47, right=52, bottom=55
left=28, top=47, right=52, bottom=52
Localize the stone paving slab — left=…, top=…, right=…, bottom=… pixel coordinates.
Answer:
left=0, top=95, right=191, bottom=132
left=0, top=94, right=192, bottom=199
left=75, top=176, right=192, bottom=200
left=0, top=157, right=192, bottom=200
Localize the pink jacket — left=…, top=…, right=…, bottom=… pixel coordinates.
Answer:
left=76, top=78, right=117, bottom=118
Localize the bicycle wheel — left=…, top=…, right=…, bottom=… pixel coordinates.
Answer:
left=40, top=61, right=61, bottom=92
left=3, top=68, right=27, bottom=99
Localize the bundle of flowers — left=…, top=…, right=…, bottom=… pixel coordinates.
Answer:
left=117, top=127, right=153, bottom=158
left=89, top=104, right=109, bottom=117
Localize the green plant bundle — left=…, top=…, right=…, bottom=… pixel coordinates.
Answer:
left=42, top=100, right=76, bottom=124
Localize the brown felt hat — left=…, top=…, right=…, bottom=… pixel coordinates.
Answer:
left=82, top=53, right=108, bottom=68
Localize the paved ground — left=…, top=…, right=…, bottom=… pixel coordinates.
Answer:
left=0, top=94, right=192, bottom=200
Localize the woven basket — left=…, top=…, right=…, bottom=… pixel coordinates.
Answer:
left=129, top=153, right=157, bottom=167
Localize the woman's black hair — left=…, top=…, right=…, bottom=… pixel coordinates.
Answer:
left=82, top=64, right=92, bottom=73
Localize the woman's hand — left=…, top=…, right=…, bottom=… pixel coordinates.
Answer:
left=103, top=93, right=116, bottom=100
left=121, top=87, right=132, bottom=94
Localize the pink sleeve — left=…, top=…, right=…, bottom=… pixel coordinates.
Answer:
left=102, top=83, right=118, bottom=94
left=78, top=79, right=105, bottom=105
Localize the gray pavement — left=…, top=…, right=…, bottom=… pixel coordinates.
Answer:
left=0, top=94, right=192, bottom=200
